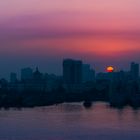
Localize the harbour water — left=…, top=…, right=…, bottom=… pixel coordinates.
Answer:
left=0, top=102, right=140, bottom=140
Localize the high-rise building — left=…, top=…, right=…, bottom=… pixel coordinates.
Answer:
left=63, top=59, right=82, bottom=85
left=130, top=62, right=139, bottom=80
left=21, top=67, right=33, bottom=81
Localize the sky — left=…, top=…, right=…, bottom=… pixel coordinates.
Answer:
left=0, top=0, right=140, bottom=78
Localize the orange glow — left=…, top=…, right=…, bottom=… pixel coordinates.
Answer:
left=107, top=66, right=114, bottom=73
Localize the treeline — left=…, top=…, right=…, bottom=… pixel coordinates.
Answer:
left=0, top=85, right=140, bottom=109
left=0, top=86, right=109, bottom=108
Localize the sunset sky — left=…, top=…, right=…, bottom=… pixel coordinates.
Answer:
left=0, top=0, right=140, bottom=78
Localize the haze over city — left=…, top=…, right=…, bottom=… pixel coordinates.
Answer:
left=1, top=1, right=140, bottom=140
left=0, top=0, right=140, bottom=78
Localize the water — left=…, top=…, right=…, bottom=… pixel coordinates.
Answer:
left=0, top=102, right=140, bottom=140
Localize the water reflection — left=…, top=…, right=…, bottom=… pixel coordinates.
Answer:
left=0, top=102, right=139, bottom=140
left=61, top=103, right=83, bottom=112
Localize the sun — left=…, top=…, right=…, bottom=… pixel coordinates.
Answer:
left=107, top=66, right=114, bottom=73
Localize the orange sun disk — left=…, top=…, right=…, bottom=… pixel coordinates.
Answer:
left=107, top=66, right=114, bottom=73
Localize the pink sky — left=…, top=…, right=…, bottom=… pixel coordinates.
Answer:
left=0, top=0, right=140, bottom=77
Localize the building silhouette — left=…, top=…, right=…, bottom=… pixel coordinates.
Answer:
left=82, top=64, right=95, bottom=83
left=23, top=67, right=46, bottom=91
left=33, top=67, right=43, bottom=80
left=130, top=62, right=139, bottom=80
left=63, top=59, right=82, bottom=85
left=10, top=72, right=17, bottom=83
left=21, top=67, right=33, bottom=81
left=0, top=59, right=140, bottom=107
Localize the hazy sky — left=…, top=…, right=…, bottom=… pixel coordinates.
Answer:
left=0, top=0, right=140, bottom=78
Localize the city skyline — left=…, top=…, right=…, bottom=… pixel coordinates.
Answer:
left=0, top=58, right=139, bottom=108
left=6, top=59, right=140, bottom=81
